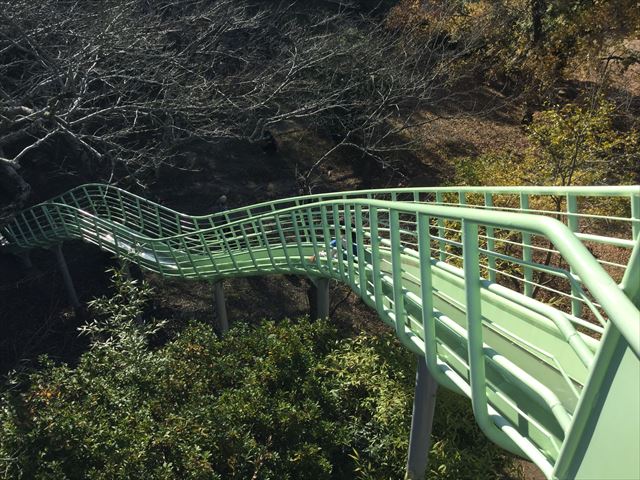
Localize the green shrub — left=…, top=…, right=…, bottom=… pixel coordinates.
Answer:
left=0, top=272, right=517, bottom=479
left=455, top=99, right=639, bottom=187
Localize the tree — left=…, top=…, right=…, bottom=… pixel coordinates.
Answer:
left=0, top=0, right=484, bottom=222
left=396, top=0, right=640, bottom=109
left=455, top=98, right=639, bottom=187
left=530, top=0, right=546, bottom=46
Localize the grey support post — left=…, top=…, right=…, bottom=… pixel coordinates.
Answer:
left=213, top=280, right=229, bottom=334
left=19, top=251, right=34, bottom=270
left=406, top=356, right=439, bottom=480
left=314, top=278, right=330, bottom=319
left=53, top=243, right=81, bottom=310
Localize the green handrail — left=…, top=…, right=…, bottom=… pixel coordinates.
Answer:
left=2, top=183, right=639, bottom=479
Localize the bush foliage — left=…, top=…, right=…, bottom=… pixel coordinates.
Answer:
left=455, top=99, right=639, bottom=187
left=0, top=273, right=516, bottom=479
left=389, top=0, right=640, bottom=100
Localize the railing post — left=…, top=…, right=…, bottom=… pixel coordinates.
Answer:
left=553, top=248, right=640, bottom=479
left=566, top=194, right=582, bottom=317
left=520, top=194, right=533, bottom=297
left=370, top=207, right=384, bottom=313
left=461, top=221, right=523, bottom=458
left=354, top=205, right=368, bottom=297
left=405, top=355, right=439, bottom=480
left=53, top=243, right=80, bottom=310
left=462, top=221, right=486, bottom=411
left=435, top=192, right=446, bottom=261
left=483, top=193, right=497, bottom=282
left=631, top=193, right=640, bottom=241
left=390, top=209, right=408, bottom=340
left=213, top=280, right=228, bottom=334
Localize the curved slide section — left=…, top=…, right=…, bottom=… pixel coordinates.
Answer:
left=2, top=184, right=639, bottom=479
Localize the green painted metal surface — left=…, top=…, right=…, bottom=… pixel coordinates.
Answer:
left=2, top=184, right=639, bottom=479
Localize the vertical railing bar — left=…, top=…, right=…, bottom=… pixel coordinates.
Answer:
left=181, top=236, right=198, bottom=277
left=217, top=222, right=240, bottom=272
left=69, top=208, right=85, bottom=242
left=135, top=197, right=145, bottom=231
left=370, top=206, right=384, bottom=313
left=154, top=205, right=164, bottom=238
left=239, top=222, right=259, bottom=270
left=417, top=213, right=437, bottom=366
left=566, top=194, right=582, bottom=316
left=520, top=194, right=533, bottom=297
left=355, top=204, right=367, bottom=297
left=332, top=204, right=345, bottom=280
left=29, top=210, right=47, bottom=240
left=54, top=204, right=70, bottom=237
left=115, top=189, right=128, bottom=226
left=344, top=204, right=356, bottom=288
left=41, top=206, right=58, bottom=241
left=250, top=217, right=264, bottom=249
left=210, top=218, right=226, bottom=255
left=199, top=231, right=220, bottom=276
left=175, top=213, right=184, bottom=238
left=274, top=213, right=293, bottom=270
left=462, top=220, right=491, bottom=438
left=631, top=193, right=640, bottom=241
left=320, top=206, right=333, bottom=274
left=68, top=192, right=83, bottom=210
left=390, top=209, right=407, bottom=337
left=290, top=209, right=307, bottom=267
left=484, top=193, right=497, bottom=282
left=108, top=211, right=121, bottom=254
left=81, top=186, right=94, bottom=216
left=12, top=214, right=28, bottom=244
left=294, top=198, right=311, bottom=243
left=304, top=207, right=322, bottom=270
left=103, top=187, right=114, bottom=223
left=20, top=211, right=36, bottom=242
left=163, top=237, right=186, bottom=277
left=92, top=215, right=104, bottom=250
left=147, top=240, right=163, bottom=275
left=435, top=192, right=446, bottom=261
left=257, top=217, right=277, bottom=271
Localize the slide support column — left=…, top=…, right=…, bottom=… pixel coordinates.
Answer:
left=213, top=280, right=229, bottom=334
left=53, top=243, right=80, bottom=310
left=19, top=251, right=34, bottom=270
left=314, top=278, right=330, bottom=319
left=406, top=356, right=438, bottom=480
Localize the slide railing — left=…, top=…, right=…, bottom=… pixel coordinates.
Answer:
left=2, top=184, right=639, bottom=479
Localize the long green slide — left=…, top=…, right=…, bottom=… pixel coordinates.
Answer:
left=2, top=184, right=639, bottom=479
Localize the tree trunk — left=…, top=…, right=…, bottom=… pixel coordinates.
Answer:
left=531, top=0, right=546, bottom=46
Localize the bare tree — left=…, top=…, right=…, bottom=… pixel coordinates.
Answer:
left=0, top=0, right=483, bottom=221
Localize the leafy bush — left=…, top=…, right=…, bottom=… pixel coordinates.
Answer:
left=455, top=99, right=639, bottom=187
left=387, top=0, right=640, bottom=102
left=0, top=272, right=517, bottom=479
